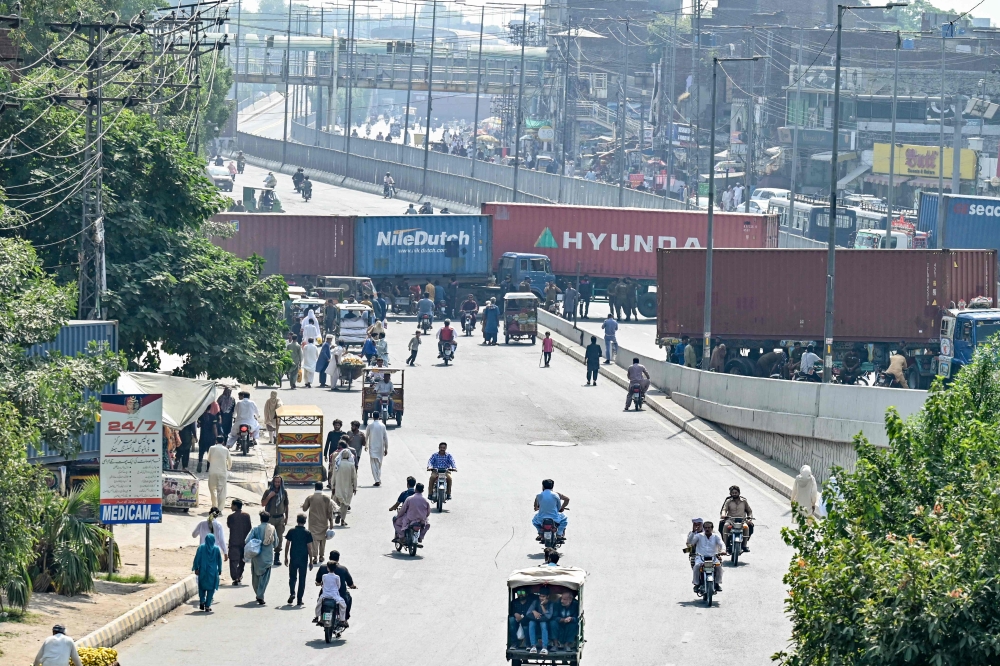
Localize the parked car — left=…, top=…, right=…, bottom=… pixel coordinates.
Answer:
left=207, top=165, right=233, bottom=191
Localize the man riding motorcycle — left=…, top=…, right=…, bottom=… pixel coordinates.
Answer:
left=383, top=172, right=395, bottom=198
left=683, top=517, right=705, bottom=569
left=374, top=372, right=395, bottom=416
left=263, top=172, right=277, bottom=189
left=226, top=391, right=261, bottom=448
left=301, top=176, right=313, bottom=200
left=418, top=201, right=433, bottom=214
left=292, top=167, right=305, bottom=192
left=236, top=151, right=246, bottom=174
left=459, top=294, right=479, bottom=329
left=532, top=479, right=569, bottom=541
left=625, top=358, right=650, bottom=410
left=797, top=344, right=821, bottom=381
left=719, top=485, right=754, bottom=554
left=426, top=442, right=457, bottom=500
left=436, top=319, right=456, bottom=358
left=417, top=292, right=435, bottom=327
left=689, top=520, right=725, bottom=593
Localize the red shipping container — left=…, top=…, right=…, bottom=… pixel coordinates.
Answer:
left=483, top=202, right=778, bottom=279
left=656, top=248, right=996, bottom=343
left=210, top=213, right=354, bottom=277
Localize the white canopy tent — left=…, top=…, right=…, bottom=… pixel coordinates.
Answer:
left=116, top=372, right=219, bottom=429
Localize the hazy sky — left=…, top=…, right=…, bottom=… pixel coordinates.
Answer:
left=928, top=0, right=997, bottom=26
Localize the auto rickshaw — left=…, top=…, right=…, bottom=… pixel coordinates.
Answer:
left=333, top=303, right=374, bottom=349
left=273, top=405, right=325, bottom=484
left=285, top=297, right=326, bottom=332
left=361, top=366, right=403, bottom=427
left=504, top=292, right=538, bottom=344
left=506, top=566, right=586, bottom=666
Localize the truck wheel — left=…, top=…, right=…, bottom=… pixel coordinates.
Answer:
left=637, top=293, right=657, bottom=318
left=907, top=366, right=921, bottom=390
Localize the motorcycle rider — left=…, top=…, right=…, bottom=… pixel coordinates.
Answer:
left=301, top=176, right=313, bottom=200
left=418, top=201, right=433, bottom=214
left=719, top=485, right=754, bottom=553
left=236, top=151, right=246, bottom=174
left=459, top=294, right=479, bottom=330
left=436, top=319, right=456, bottom=359
left=625, top=358, right=650, bottom=410
left=394, top=483, right=430, bottom=545
left=292, top=167, right=305, bottom=192
left=405, top=203, right=418, bottom=214
left=426, top=442, right=457, bottom=500
left=417, top=292, right=435, bottom=329
left=263, top=171, right=277, bottom=188
left=532, top=479, right=569, bottom=542
left=841, top=347, right=862, bottom=384
left=798, top=344, right=821, bottom=380
left=683, top=517, right=704, bottom=569
left=226, top=391, right=261, bottom=448
left=383, top=172, right=395, bottom=197
left=689, top=520, right=725, bottom=593
left=886, top=344, right=908, bottom=388
left=374, top=372, right=395, bottom=416
left=312, top=560, right=348, bottom=627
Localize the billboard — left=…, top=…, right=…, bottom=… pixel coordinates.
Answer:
left=100, top=394, right=163, bottom=524
left=873, top=143, right=976, bottom=180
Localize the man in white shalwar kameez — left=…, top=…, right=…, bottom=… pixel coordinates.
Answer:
left=302, top=338, right=320, bottom=388
left=302, top=309, right=321, bottom=344
left=329, top=340, right=344, bottom=390
left=364, top=412, right=388, bottom=486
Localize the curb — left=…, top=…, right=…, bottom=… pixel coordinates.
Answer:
left=76, top=575, right=198, bottom=649
left=542, top=327, right=795, bottom=499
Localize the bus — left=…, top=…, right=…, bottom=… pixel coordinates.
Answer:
left=767, top=195, right=858, bottom=247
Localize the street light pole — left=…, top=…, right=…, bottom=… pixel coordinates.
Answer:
left=824, top=2, right=907, bottom=382
left=511, top=4, right=527, bottom=202
left=886, top=31, right=900, bottom=244
left=421, top=0, right=438, bottom=198
left=703, top=55, right=759, bottom=369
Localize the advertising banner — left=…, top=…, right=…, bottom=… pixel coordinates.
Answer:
left=100, top=394, right=163, bottom=524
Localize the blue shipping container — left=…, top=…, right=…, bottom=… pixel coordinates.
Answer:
left=354, top=215, right=493, bottom=277
left=918, top=193, right=1000, bottom=254
left=26, top=320, right=119, bottom=462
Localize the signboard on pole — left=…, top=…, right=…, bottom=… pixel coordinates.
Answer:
left=100, top=394, right=163, bottom=524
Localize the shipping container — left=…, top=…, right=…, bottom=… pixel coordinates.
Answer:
left=27, top=320, right=119, bottom=463
left=917, top=193, right=1000, bottom=255
left=483, top=202, right=779, bottom=280
left=354, top=215, right=493, bottom=277
left=210, top=213, right=354, bottom=277
left=656, top=249, right=996, bottom=344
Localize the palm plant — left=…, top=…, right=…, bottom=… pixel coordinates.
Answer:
left=31, top=481, right=110, bottom=597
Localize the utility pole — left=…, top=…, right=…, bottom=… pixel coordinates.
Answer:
left=617, top=17, right=629, bottom=207
left=952, top=94, right=963, bottom=195
left=343, top=0, right=357, bottom=182
left=81, top=24, right=105, bottom=320
left=789, top=30, right=803, bottom=241
left=402, top=3, right=416, bottom=147
left=557, top=24, right=571, bottom=202
left=511, top=4, right=527, bottom=202
left=470, top=5, right=485, bottom=179
left=421, top=0, right=438, bottom=197
left=937, top=28, right=945, bottom=201
left=885, top=31, right=900, bottom=243
left=281, top=0, right=293, bottom=164
left=665, top=14, right=676, bottom=207
left=693, top=0, right=701, bottom=208
left=744, top=27, right=755, bottom=212
left=234, top=0, right=242, bottom=143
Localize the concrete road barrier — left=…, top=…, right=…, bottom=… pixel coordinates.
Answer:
left=76, top=575, right=198, bottom=649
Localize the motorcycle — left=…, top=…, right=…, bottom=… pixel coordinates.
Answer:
left=319, top=598, right=347, bottom=643
left=793, top=370, right=821, bottom=382
left=696, top=558, right=719, bottom=607
left=420, top=314, right=432, bottom=333
left=395, top=521, right=424, bottom=556
left=301, top=184, right=312, bottom=202
left=627, top=381, right=645, bottom=410
left=441, top=341, right=456, bottom=366
left=873, top=364, right=905, bottom=388
left=236, top=424, right=255, bottom=456
left=726, top=518, right=749, bottom=566
left=539, top=517, right=564, bottom=551
left=383, top=184, right=395, bottom=199
left=832, top=365, right=867, bottom=386
left=461, top=312, right=476, bottom=336
left=376, top=394, right=391, bottom=422
left=430, top=467, right=450, bottom=512
left=236, top=159, right=246, bottom=174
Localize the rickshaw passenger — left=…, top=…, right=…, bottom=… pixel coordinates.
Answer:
left=550, top=592, right=579, bottom=649
left=508, top=589, right=533, bottom=647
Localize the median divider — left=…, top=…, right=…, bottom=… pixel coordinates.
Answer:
left=76, top=575, right=198, bottom=649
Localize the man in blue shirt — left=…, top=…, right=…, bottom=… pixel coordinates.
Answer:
left=533, top=479, right=569, bottom=539
left=417, top=292, right=435, bottom=325
left=601, top=314, right=618, bottom=364
left=426, top=442, right=457, bottom=500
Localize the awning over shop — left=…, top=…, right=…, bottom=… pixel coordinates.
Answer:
left=811, top=151, right=858, bottom=163
left=906, top=177, right=953, bottom=190
left=838, top=163, right=871, bottom=189
left=864, top=174, right=911, bottom=187
left=116, top=372, right=218, bottom=428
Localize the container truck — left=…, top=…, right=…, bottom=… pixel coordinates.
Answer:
left=483, top=202, right=779, bottom=317
left=917, top=192, right=1000, bottom=255
left=656, top=248, right=997, bottom=389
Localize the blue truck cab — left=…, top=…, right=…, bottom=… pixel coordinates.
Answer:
left=496, top=252, right=556, bottom=298
left=937, top=307, right=1000, bottom=380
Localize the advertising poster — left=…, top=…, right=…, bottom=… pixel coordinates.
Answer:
left=100, top=394, right=163, bottom=524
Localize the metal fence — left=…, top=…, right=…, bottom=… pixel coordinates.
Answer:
left=263, top=121, right=687, bottom=210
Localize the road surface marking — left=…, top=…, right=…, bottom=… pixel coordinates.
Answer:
left=645, top=495, right=656, bottom=503
left=392, top=570, right=404, bottom=580
left=377, top=594, right=389, bottom=605
left=681, top=631, right=694, bottom=643
left=608, top=464, right=617, bottom=470
left=591, top=451, right=600, bottom=457
left=625, top=478, right=636, bottom=485
left=663, top=513, right=675, bottom=522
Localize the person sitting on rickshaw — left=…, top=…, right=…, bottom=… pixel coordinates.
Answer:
left=551, top=591, right=579, bottom=650
left=460, top=294, right=479, bottom=326
left=508, top=589, right=534, bottom=648
left=374, top=372, right=395, bottom=415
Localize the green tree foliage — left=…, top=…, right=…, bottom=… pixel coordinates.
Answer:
left=0, top=88, right=288, bottom=382
left=777, top=338, right=1000, bottom=665
left=30, top=484, right=110, bottom=597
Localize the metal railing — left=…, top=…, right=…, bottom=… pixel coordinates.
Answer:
left=576, top=101, right=641, bottom=136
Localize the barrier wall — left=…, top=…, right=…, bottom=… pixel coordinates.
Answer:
left=538, top=309, right=928, bottom=480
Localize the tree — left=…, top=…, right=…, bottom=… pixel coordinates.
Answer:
left=777, top=338, right=1000, bottom=666
left=0, top=83, right=288, bottom=382
left=0, top=236, right=122, bottom=610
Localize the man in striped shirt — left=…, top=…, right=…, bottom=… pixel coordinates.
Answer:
left=426, top=442, right=457, bottom=500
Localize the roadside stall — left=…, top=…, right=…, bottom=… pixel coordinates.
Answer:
left=274, top=404, right=325, bottom=484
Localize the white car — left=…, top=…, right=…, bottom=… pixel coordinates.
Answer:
left=207, top=165, right=233, bottom=192
left=750, top=188, right=790, bottom=212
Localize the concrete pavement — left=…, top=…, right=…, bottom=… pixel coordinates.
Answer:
left=116, top=328, right=793, bottom=664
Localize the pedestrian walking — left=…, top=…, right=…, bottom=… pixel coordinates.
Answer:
left=332, top=449, right=358, bottom=526
left=330, top=339, right=344, bottom=390
left=482, top=298, right=500, bottom=345
left=347, top=421, right=366, bottom=470
left=302, top=309, right=322, bottom=343
left=562, top=283, right=579, bottom=321
left=601, top=314, right=619, bottom=364
left=33, top=625, right=81, bottom=666
left=302, top=482, right=335, bottom=564
left=542, top=332, right=554, bottom=367
left=324, top=420, right=346, bottom=482
left=206, top=437, right=232, bottom=511
left=192, top=532, right=223, bottom=611
left=227, top=499, right=253, bottom=585
left=285, top=334, right=302, bottom=389
left=192, top=507, right=229, bottom=562
left=791, top=465, right=819, bottom=519
left=195, top=405, right=218, bottom=473
left=246, top=511, right=277, bottom=604
left=584, top=336, right=602, bottom=385
left=217, top=388, right=235, bottom=441
left=175, top=421, right=196, bottom=471
left=263, top=390, right=281, bottom=443
left=406, top=330, right=421, bottom=366
left=261, top=476, right=289, bottom=566
left=284, top=514, right=314, bottom=605
left=364, top=413, right=388, bottom=486
left=376, top=332, right=390, bottom=365
left=303, top=338, right=319, bottom=388
left=317, top=335, right=333, bottom=387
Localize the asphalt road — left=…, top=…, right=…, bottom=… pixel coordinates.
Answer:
left=117, top=329, right=793, bottom=665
